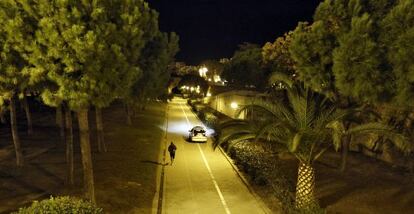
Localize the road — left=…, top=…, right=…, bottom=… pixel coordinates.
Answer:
left=161, top=98, right=268, bottom=214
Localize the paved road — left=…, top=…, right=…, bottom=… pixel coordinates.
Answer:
left=162, top=98, right=267, bottom=214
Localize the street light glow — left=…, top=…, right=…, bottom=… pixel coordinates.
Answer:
left=198, top=66, right=208, bottom=77
left=230, top=102, right=238, bottom=109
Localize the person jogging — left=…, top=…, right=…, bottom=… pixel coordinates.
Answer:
left=168, top=142, right=177, bottom=165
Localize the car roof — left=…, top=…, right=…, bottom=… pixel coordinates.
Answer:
left=192, top=126, right=205, bottom=131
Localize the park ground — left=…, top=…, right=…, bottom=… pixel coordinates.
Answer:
left=0, top=101, right=165, bottom=213
left=0, top=99, right=414, bottom=213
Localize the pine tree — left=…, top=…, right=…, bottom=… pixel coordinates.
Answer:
left=132, top=32, right=179, bottom=110
left=381, top=0, right=414, bottom=108
left=290, top=0, right=398, bottom=102
left=222, top=43, right=267, bottom=90
left=289, top=0, right=404, bottom=172
left=12, top=0, right=160, bottom=203
left=290, top=21, right=337, bottom=98
left=0, top=0, right=35, bottom=167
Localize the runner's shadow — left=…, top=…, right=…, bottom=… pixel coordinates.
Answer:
left=141, top=160, right=169, bottom=166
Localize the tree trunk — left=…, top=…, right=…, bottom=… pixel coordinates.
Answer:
left=77, top=109, right=96, bottom=203
left=95, top=107, right=106, bottom=153
left=10, top=96, right=24, bottom=167
left=22, top=96, right=33, bottom=135
left=404, top=111, right=414, bottom=130
left=65, top=108, right=74, bottom=186
left=339, top=122, right=352, bottom=172
left=0, top=109, right=6, bottom=124
left=56, top=104, right=62, bottom=124
left=0, top=104, right=6, bottom=124
left=340, top=135, right=351, bottom=172
left=295, top=162, right=315, bottom=209
left=125, top=102, right=132, bottom=125
left=57, top=104, right=64, bottom=139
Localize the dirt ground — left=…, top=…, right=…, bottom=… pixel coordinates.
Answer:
left=249, top=149, right=414, bottom=214
left=0, top=100, right=166, bottom=213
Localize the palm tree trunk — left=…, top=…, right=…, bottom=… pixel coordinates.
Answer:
left=77, top=109, right=96, bottom=204
left=65, top=107, right=74, bottom=186
left=22, top=95, right=33, bottom=135
left=95, top=107, right=106, bottom=152
left=295, top=162, right=315, bottom=209
left=10, top=96, right=24, bottom=167
left=57, top=104, right=64, bottom=139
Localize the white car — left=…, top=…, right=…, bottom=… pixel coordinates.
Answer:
left=188, top=126, right=208, bottom=142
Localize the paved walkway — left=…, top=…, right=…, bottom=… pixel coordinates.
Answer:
left=162, top=98, right=267, bottom=214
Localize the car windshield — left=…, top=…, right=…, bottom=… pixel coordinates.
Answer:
left=194, top=130, right=205, bottom=134
left=192, top=126, right=205, bottom=134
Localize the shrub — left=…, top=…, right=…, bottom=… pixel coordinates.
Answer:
left=226, top=141, right=326, bottom=213
left=204, top=112, right=218, bottom=129
left=14, top=196, right=103, bottom=214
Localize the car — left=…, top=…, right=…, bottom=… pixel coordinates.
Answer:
left=188, top=126, right=208, bottom=142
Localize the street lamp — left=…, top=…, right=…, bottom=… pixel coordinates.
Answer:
left=199, top=66, right=208, bottom=77
left=230, top=102, right=238, bottom=109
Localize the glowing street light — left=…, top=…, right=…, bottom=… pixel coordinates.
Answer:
left=230, top=102, right=238, bottom=109
left=199, top=66, right=208, bottom=77
left=213, top=74, right=221, bottom=82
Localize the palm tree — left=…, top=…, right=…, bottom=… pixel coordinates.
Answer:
left=214, top=88, right=405, bottom=209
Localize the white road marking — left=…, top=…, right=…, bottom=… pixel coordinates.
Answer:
left=179, top=103, right=232, bottom=214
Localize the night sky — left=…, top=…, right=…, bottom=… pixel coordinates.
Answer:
left=146, top=0, right=322, bottom=65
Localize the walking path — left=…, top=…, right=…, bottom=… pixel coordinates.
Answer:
left=160, top=98, right=268, bottom=214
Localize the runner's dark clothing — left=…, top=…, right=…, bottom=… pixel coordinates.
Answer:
left=168, top=142, right=177, bottom=165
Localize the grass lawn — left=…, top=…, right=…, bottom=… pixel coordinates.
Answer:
left=0, top=101, right=166, bottom=213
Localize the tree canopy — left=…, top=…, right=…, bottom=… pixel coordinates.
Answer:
left=132, top=31, right=179, bottom=103
left=289, top=0, right=414, bottom=107
left=262, top=31, right=296, bottom=77
left=19, top=0, right=158, bottom=110
left=381, top=0, right=414, bottom=107
left=222, top=43, right=268, bottom=90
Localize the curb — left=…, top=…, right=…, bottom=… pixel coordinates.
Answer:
left=218, top=146, right=274, bottom=214
left=152, top=104, right=168, bottom=214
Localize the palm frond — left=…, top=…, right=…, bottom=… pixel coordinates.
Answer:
left=313, top=147, right=330, bottom=162
left=288, top=133, right=302, bottom=152
left=326, top=120, right=345, bottom=151
left=236, top=99, right=295, bottom=124
left=346, top=122, right=392, bottom=135
left=214, top=132, right=256, bottom=149
left=218, top=119, right=249, bottom=129
left=256, top=121, right=290, bottom=144
left=385, top=134, right=412, bottom=154
left=347, top=122, right=412, bottom=153
left=287, top=89, right=317, bottom=129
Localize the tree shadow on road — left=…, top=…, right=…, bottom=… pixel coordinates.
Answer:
left=140, top=160, right=168, bottom=166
